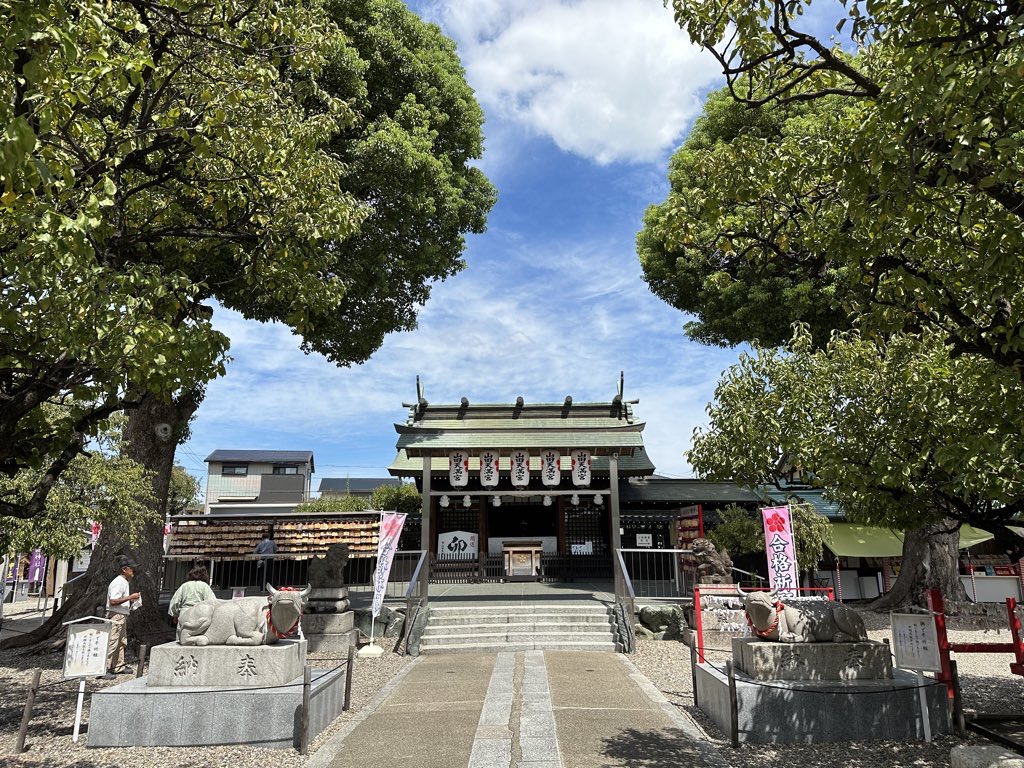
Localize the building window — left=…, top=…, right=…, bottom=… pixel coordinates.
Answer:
left=221, top=465, right=248, bottom=476
left=272, top=466, right=298, bottom=475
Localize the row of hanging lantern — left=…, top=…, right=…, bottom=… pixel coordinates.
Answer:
left=438, top=493, right=604, bottom=508
left=448, top=449, right=592, bottom=489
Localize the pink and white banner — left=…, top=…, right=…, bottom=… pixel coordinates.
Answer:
left=761, top=506, right=799, bottom=597
left=371, top=512, right=407, bottom=619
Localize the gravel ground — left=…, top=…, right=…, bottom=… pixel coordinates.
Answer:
left=0, top=602, right=411, bottom=768
left=630, top=607, right=1024, bottom=768
left=3, top=602, right=1022, bottom=767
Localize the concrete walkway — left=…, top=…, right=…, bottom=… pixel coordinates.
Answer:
left=308, top=650, right=725, bottom=768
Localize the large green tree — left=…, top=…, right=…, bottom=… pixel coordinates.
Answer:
left=642, top=1, right=1023, bottom=364
left=690, top=326, right=1024, bottom=607
left=2, top=0, right=494, bottom=647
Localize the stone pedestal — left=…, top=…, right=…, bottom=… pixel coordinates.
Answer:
left=303, top=611, right=357, bottom=653
left=88, top=667, right=345, bottom=749
left=696, top=662, right=950, bottom=744
left=732, top=637, right=893, bottom=681
left=148, top=639, right=306, bottom=687
left=305, top=587, right=350, bottom=614
left=697, top=639, right=947, bottom=743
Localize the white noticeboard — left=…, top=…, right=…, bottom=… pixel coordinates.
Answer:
left=891, top=613, right=942, bottom=672
left=438, top=530, right=479, bottom=557
left=636, top=533, right=653, bottom=548
left=63, top=619, right=111, bottom=679
left=571, top=541, right=594, bottom=555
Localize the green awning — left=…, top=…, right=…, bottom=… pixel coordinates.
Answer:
left=828, top=522, right=1000, bottom=557
left=827, top=523, right=905, bottom=558
left=957, top=524, right=995, bottom=549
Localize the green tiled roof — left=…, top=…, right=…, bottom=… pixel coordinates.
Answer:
left=621, top=479, right=762, bottom=505
left=389, top=398, right=654, bottom=476
left=395, top=426, right=645, bottom=454
left=760, top=486, right=845, bottom=518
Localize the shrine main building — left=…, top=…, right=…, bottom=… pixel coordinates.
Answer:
left=386, top=378, right=658, bottom=580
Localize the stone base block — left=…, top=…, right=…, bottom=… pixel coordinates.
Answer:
left=309, top=587, right=348, bottom=600
left=696, top=663, right=949, bottom=744
left=88, top=667, right=345, bottom=749
left=148, top=639, right=306, bottom=687
left=304, top=612, right=354, bottom=634
left=306, top=599, right=351, bottom=614
left=306, top=630, right=358, bottom=653
left=732, top=637, right=893, bottom=681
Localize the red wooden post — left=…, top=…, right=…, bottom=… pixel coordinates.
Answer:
left=927, top=588, right=955, bottom=701
left=1007, top=598, right=1024, bottom=676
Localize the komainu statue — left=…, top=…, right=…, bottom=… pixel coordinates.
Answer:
left=691, top=537, right=733, bottom=584
left=737, top=585, right=868, bottom=643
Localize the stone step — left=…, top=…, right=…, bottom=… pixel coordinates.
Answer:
left=429, top=604, right=611, bottom=614
left=417, top=630, right=610, bottom=643
left=427, top=614, right=614, bottom=627
left=423, top=621, right=612, bottom=636
left=419, top=640, right=620, bottom=654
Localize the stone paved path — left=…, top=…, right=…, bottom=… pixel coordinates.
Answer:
left=308, top=650, right=724, bottom=768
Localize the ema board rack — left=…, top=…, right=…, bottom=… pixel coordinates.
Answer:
left=167, top=513, right=381, bottom=558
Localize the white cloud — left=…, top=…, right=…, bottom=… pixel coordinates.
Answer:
left=183, top=227, right=742, bottom=483
left=425, top=0, right=722, bottom=164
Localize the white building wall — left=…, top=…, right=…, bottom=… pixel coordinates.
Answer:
left=204, top=460, right=313, bottom=511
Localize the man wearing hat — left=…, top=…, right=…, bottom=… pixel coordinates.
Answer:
left=103, top=555, right=141, bottom=678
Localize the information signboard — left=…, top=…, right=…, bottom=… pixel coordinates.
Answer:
left=891, top=612, right=942, bottom=672
left=63, top=619, right=111, bottom=679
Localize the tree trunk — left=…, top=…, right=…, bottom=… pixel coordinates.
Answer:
left=869, top=518, right=968, bottom=612
left=1, top=390, right=201, bottom=651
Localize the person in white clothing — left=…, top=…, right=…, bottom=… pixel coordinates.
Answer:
left=103, top=555, right=141, bottom=678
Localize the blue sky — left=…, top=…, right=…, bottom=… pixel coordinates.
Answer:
left=175, top=0, right=842, bottom=497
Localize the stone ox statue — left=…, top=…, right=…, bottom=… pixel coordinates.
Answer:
left=736, top=584, right=868, bottom=643
left=177, top=583, right=310, bottom=646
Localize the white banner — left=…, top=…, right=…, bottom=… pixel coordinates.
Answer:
left=371, top=512, right=407, bottom=619
left=540, top=450, right=560, bottom=486
left=479, top=450, right=499, bottom=488
left=571, top=449, right=592, bottom=486
left=510, top=449, right=530, bottom=487
left=449, top=451, right=469, bottom=487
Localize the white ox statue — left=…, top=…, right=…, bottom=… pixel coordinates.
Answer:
left=177, top=583, right=310, bottom=646
left=736, top=585, right=868, bottom=643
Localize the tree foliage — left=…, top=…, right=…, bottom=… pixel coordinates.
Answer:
left=167, top=465, right=200, bottom=517
left=1, top=0, right=495, bottom=519
left=708, top=502, right=831, bottom=574
left=370, top=482, right=421, bottom=515
left=689, top=326, right=1024, bottom=557
left=295, top=495, right=372, bottom=514
left=0, top=414, right=155, bottom=558
left=642, top=1, right=1024, bottom=369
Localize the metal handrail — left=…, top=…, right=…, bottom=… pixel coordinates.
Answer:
left=400, top=550, right=428, bottom=657
left=403, top=550, right=428, bottom=609
left=614, top=549, right=637, bottom=618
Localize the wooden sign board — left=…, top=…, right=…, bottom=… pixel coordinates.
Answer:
left=891, top=612, right=941, bottom=672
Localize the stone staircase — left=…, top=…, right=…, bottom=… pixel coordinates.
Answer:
left=419, top=603, right=620, bottom=653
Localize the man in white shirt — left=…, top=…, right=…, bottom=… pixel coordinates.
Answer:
left=103, top=556, right=141, bottom=678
